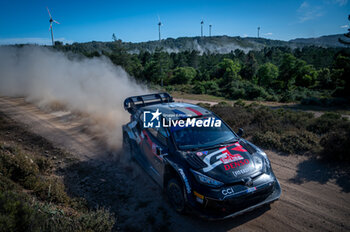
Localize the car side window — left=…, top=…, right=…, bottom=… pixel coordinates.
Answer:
left=147, top=127, right=158, bottom=138
left=145, top=125, right=169, bottom=146
left=157, top=126, right=169, bottom=146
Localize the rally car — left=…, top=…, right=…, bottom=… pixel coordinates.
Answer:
left=122, top=93, right=281, bottom=219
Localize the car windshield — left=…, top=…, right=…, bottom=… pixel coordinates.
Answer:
left=170, top=117, right=237, bottom=150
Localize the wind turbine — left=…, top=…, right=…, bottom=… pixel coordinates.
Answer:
left=209, top=24, right=212, bottom=37
left=47, top=7, right=60, bottom=46
left=257, top=26, right=260, bottom=38
left=201, top=19, right=204, bottom=37
left=158, top=15, right=162, bottom=42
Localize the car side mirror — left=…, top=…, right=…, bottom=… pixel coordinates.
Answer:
left=237, top=128, right=244, bottom=137
left=156, top=147, right=162, bottom=156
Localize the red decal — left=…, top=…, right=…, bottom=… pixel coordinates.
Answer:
left=185, top=107, right=203, bottom=116
left=224, top=159, right=250, bottom=171
left=231, top=146, right=247, bottom=152
left=220, top=154, right=244, bottom=164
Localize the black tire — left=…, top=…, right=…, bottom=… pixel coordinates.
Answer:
left=166, top=178, right=187, bottom=214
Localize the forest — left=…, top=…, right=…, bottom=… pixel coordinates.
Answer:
left=55, top=40, right=350, bottom=105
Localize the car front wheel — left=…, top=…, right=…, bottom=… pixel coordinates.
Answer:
left=166, top=178, right=186, bottom=214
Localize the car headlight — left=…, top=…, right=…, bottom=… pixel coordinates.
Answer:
left=190, top=170, right=224, bottom=188
left=254, top=150, right=271, bottom=173
left=253, top=155, right=263, bottom=171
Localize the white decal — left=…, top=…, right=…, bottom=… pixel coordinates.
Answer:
left=222, top=187, right=235, bottom=196
left=232, top=168, right=250, bottom=177
left=202, top=148, right=227, bottom=172
left=179, top=169, right=191, bottom=194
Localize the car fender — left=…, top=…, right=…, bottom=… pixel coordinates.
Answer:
left=166, top=160, right=193, bottom=201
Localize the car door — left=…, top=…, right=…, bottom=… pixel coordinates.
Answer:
left=141, top=125, right=169, bottom=183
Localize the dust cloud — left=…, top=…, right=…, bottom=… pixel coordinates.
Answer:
left=0, top=45, right=147, bottom=149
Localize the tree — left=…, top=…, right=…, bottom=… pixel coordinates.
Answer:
left=316, top=68, right=332, bottom=89
left=215, top=58, right=241, bottom=83
left=332, top=54, right=350, bottom=96
left=294, top=60, right=318, bottom=87
left=170, top=67, right=196, bottom=84
left=279, top=53, right=297, bottom=89
left=143, top=49, right=172, bottom=84
left=256, top=63, right=279, bottom=88
left=240, top=51, right=258, bottom=80
left=339, top=15, right=350, bottom=45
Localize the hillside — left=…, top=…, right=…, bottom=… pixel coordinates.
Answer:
left=289, top=34, right=348, bottom=48
left=66, top=34, right=347, bottom=54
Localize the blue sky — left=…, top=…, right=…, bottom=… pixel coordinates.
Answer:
left=0, top=0, right=349, bottom=45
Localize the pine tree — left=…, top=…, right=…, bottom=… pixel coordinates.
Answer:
left=339, top=15, right=350, bottom=45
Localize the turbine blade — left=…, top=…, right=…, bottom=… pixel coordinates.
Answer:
left=53, top=20, right=60, bottom=24
left=49, top=23, right=52, bottom=31
left=46, top=7, right=52, bottom=18
left=157, top=14, right=161, bottom=23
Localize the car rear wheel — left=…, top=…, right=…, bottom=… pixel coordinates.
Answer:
left=166, top=178, right=186, bottom=214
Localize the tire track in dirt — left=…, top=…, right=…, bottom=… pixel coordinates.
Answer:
left=0, top=96, right=349, bottom=232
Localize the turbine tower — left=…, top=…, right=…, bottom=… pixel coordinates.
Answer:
left=257, top=26, right=260, bottom=38
left=47, top=7, right=60, bottom=46
left=209, top=24, right=212, bottom=37
left=201, top=20, right=204, bottom=37
left=158, top=15, right=162, bottom=42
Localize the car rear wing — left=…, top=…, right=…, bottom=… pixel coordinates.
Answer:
left=123, top=92, right=173, bottom=113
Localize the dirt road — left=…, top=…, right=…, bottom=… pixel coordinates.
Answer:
left=0, top=97, right=349, bottom=232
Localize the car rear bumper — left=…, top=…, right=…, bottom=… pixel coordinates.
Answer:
left=188, top=179, right=282, bottom=220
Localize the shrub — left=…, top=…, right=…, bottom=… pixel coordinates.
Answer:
left=78, top=208, right=115, bottom=232
left=0, top=146, right=39, bottom=189
left=320, top=130, right=350, bottom=162
left=0, top=191, right=43, bottom=232
left=35, top=158, right=52, bottom=174
left=307, top=112, right=350, bottom=135
left=33, top=177, right=69, bottom=204
left=279, top=130, right=320, bottom=154
left=192, top=82, right=205, bottom=94
left=252, top=132, right=281, bottom=150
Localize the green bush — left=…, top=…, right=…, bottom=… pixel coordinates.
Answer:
left=320, top=130, right=350, bottom=162
left=192, top=82, right=205, bottom=94
left=35, top=157, right=53, bottom=174
left=279, top=130, right=320, bottom=154
left=0, top=146, right=39, bottom=189
left=0, top=191, right=43, bottom=232
left=78, top=208, right=115, bottom=232
left=307, top=112, right=350, bottom=135
left=0, top=191, right=115, bottom=232
left=33, top=177, right=69, bottom=204
left=252, top=132, right=282, bottom=150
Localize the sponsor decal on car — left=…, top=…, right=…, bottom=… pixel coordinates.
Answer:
left=224, top=159, right=250, bottom=171
left=232, top=167, right=251, bottom=177
left=196, top=151, right=208, bottom=157
left=222, top=187, right=235, bottom=196
left=246, top=187, right=257, bottom=193
left=222, top=186, right=257, bottom=197
left=220, top=153, right=244, bottom=164
left=202, top=142, right=251, bottom=172
left=179, top=168, right=191, bottom=194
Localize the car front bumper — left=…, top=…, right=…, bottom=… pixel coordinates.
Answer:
left=187, top=174, right=282, bottom=220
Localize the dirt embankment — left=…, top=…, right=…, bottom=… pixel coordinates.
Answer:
left=0, top=97, right=349, bottom=232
